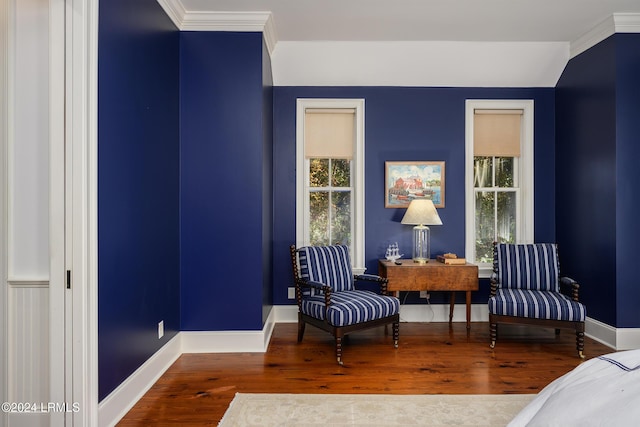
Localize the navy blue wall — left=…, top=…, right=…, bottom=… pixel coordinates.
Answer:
left=273, top=87, right=556, bottom=305
left=556, top=36, right=617, bottom=326
left=98, top=0, right=180, bottom=400
left=556, top=34, right=640, bottom=328
left=262, top=41, right=275, bottom=321
left=180, top=32, right=272, bottom=331
left=614, top=34, right=640, bottom=328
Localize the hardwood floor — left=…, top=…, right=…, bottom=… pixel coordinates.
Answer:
left=118, top=322, right=613, bottom=426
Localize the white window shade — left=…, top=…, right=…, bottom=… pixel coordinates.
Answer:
left=474, top=109, right=523, bottom=157
left=304, top=109, right=355, bottom=159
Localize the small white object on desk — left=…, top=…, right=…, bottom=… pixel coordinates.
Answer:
left=385, top=242, right=403, bottom=262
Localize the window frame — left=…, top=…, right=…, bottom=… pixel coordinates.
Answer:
left=465, top=100, right=534, bottom=278
left=296, top=99, right=366, bottom=274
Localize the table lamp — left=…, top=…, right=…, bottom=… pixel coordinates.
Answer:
left=401, top=199, right=442, bottom=263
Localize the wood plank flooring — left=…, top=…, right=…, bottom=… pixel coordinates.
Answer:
left=118, top=322, right=613, bottom=426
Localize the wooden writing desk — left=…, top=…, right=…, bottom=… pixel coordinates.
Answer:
left=378, top=259, right=479, bottom=329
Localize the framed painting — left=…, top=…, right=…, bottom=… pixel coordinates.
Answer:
left=385, top=161, right=445, bottom=208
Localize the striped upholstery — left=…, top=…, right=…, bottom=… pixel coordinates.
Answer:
left=297, top=245, right=400, bottom=327
left=491, top=243, right=586, bottom=322
left=301, top=290, right=400, bottom=327
left=489, top=289, right=586, bottom=321
left=298, top=245, right=354, bottom=292
left=495, top=243, right=559, bottom=291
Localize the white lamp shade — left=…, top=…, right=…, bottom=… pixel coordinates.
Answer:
left=401, top=199, right=442, bottom=263
left=401, top=199, right=442, bottom=226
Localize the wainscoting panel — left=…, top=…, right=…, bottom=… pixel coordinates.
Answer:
left=8, top=280, right=49, bottom=403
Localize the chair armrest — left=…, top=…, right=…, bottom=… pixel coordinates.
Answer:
left=354, top=274, right=390, bottom=295
left=295, top=279, right=333, bottom=309
left=355, top=273, right=384, bottom=282
left=296, top=278, right=331, bottom=294
left=560, top=276, right=580, bottom=302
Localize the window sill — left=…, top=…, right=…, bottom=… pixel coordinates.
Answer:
left=353, top=267, right=366, bottom=276
left=478, top=265, right=493, bottom=279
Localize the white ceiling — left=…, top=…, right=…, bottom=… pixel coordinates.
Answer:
left=164, top=1, right=640, bottom=86
left=179, top=0, right=640, bottom=43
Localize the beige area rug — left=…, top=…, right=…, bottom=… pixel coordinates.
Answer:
left=218, top=393, right=536, bottom=427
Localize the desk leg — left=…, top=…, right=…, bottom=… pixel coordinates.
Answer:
left=465, top=290, right=472, bottom=329
left=448, top=292, right=455, bottom=324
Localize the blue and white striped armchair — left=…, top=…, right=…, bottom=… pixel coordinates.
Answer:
left=290, top=244, right=400, bottom=365
left=488, top=243, right=586, bottom=358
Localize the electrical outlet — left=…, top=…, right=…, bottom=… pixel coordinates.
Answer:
left=288, top=287, right=296, bottom=299
left=158, top=320, right=164, bottom=339
left=419, top=291, right=429, bottom=299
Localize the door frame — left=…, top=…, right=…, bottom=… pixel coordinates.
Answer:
left=49, top=0, right=99, bottom=425
left=0, top=0, right=8, bottom=424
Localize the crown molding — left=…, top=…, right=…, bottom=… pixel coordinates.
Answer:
left=570, top=13, right=640, bottom=58
left=181, top=11, right=270, bottom=32
left=182, top=11, right=277, bottom=55
left=570, top=15, right=614, bottom=58
left=155, top=0, right=277, bottom=55
left=156, top=0, right=185, bottom=29
left=262, top=12, right=278, bottom=56
left=614, top=12, right=640, bottom=33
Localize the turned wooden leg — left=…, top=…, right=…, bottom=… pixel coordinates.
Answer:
left=297, top=321, right=306, bottom=342
left=393, top=321, right=399, bottom=348
left=449, top=292, right=455, bottom=324
left=336, top=336, right=343, bottom=365
left=490, top=323, right=497, bottom=349
left=577, top=331, right=585, bottom=359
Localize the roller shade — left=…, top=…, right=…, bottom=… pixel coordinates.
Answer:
left=304, top=108, right=355, bottom=159
left=474, top=109, right=523, bottom=157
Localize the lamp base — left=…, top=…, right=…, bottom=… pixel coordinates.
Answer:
left=411, top=225, right=431, bottom=264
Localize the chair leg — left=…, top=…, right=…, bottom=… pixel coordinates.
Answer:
left=577, top=330, right=585, bottom=359
left=490, top=323, right=497, bottom=348
left=393, top=321, right=399, bottom=348
left=297, top=321, right=306, bottom=342
left=335, top=336, right=343, bottom=365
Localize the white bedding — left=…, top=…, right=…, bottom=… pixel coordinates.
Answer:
left=509, top=349, right=640, bottom=427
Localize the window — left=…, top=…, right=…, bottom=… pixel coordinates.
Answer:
left=296, top=99, right=366, bottom=274
left=465, top=100, right=534, bottom=277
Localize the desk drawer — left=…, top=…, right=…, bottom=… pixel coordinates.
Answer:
left=385, top=269, right=419, bottom=291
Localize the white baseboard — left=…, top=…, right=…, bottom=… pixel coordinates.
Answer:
left=584, top=317, right=640, bottom=350
left=272, top=304, right=299, bottom=323
left=614, top=325, right=640, bottom=350
left=181, top=330, right=267, bottom=353
left=397, top=302, right=489, bottom=323
left=98, top=334, right=181, bottom=427
left=271, top=303, right=489, bottom=324
left=181, top=308, right=277, bottom=353
left=585, top=317, right=617, bottom=349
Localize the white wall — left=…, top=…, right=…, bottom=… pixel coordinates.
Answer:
left=10, top=0, right=49, bottom=277
left=272, top=41, right=569, bottom=87
left=3, top=1, right=50, bottom=425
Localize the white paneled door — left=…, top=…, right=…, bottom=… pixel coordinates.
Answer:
left=50, top=0, right=99, bottom=426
